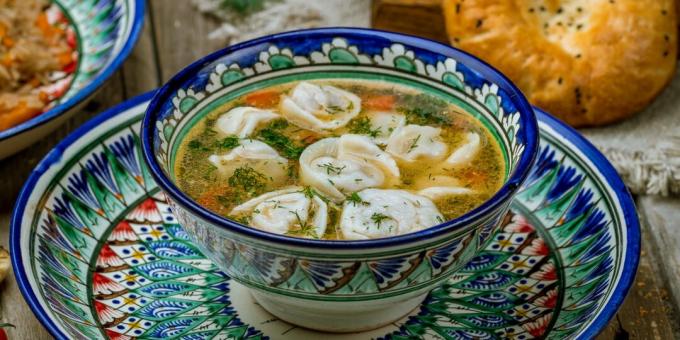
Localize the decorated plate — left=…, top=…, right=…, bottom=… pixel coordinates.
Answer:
left=0, top=0, right=145, bottom=159
left=11, top=92, right=640, bottom=339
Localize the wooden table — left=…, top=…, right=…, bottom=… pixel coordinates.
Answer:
left=0, top=1, right=678, bottom=338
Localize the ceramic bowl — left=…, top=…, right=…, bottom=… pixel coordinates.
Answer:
left=0, top=0, right=145, bottom=160
left=142, top=28, right=538, bottom=332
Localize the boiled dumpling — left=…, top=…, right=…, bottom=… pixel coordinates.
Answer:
left=214, top=106, right=279, bottom=137
left=208, top=139, right=288, bottom=186
left=386, top=125, right=448, bottom=162
left=280, top=82, right=361, bottom=133
left=446, top=132, right=480, bottom=167
left=209, top=139, right=287, bottom=164
left=299, top=135, right=400, bottom=202
left=418, top=186, right=473, bottom=200
left=411, top=174, right=473, bottom=200
left=338, top=134, right=400, bottom=178
left=230, top=187, right=328, bottom=238
left=340, top=189, right=444, bottom=240
left=367, top=112, right=405, bottom=145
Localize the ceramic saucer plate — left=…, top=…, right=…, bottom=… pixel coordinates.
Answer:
left=0, top=0, right=145, bottom=159
left=11, top=92, right=640, bottom=339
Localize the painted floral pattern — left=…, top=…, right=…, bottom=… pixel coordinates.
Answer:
left=20, top=102, right=625, bottom=339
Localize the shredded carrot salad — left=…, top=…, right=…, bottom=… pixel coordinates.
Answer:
left=0, top=0, right=77, bottom=131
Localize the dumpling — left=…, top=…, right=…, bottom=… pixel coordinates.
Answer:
left=446, top=132, right=480, bottom=167
left=386, top=125, right=448, bottom=162
left=299, top=135, right=400, bottom=202
left=280, top=82, right=361, bottom=133
left=337, top=134, right=400, bottom=178
left=209, top=139, right=287, bottom=164
left=411, top=174, right=473, bottom=200
left=340, top=189, right=444, bottom=240
left=214, top=106, right=279, bottom=137
left=418, top=186, right=473, bottom=200
left=367, top=112, right=406, bottom=145
left=230, top=187, right=328, bottom=238
left=208, top=139, right=289, bottom=186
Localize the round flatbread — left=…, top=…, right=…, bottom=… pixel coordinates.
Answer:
left=443, top=0, right=678, bottom=126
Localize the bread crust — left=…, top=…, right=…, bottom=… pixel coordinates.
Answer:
left=443, top=0, right=678, bottom=127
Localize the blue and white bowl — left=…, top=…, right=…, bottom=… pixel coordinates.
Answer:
left=0, top=0, right=145, bottom=159
left=141, top=28, right=539, bottom=332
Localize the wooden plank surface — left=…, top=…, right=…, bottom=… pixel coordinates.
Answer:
left=0, top=0, right=678, bottom=338
left=371, top=0, right=449, bottom=43
left=596, top=213, right=680, bottom=339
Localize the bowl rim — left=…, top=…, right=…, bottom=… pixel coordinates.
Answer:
left=141, top=27, right=539, bottom=249
left=0, top=0, right=146, bottom=142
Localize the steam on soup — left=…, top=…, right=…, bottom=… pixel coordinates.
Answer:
left=175, top=80, right=505, bottom=240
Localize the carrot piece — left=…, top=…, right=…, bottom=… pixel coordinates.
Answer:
left=244, top=90, right=280, bottom=108
left=1, top=53, right=12, bottom=67
left=57, top=51, right=72, bottom=67
left=38, top=91, right=50, bottom=102
left=462, top=169, right=487, bottom=187
left=35, top=13, right=54, bottom=38
left=0, top=102, right=43, bottom=130
left=0, top=24, right=6, bottom=38
left=2, top=37, right=13, bottom=48
left=363, top=95, right=395, bottom=111
left=195, top=185, right=232, bottom=212
left=29, top=77, right=41, bottom=88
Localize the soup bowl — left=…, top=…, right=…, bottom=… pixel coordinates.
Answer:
left=142, top=28, right=538, bottom=332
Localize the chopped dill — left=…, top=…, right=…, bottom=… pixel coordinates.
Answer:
left=346, top=192, right=369, bottom=206
left=228, top=165, right=267, bottom=195
left=399, top=93, right=451, bottom=126
left=407, top=134, right=421, bottom=153
left=217, top=135, right=240, bottom=149
left=317, top=162, right=346, bottom=175
left=188, top=139, right=209, bottom=151
left=370, top=213, right=390, bottom=227
left=286, top=210, right=319, bottom=239
left=347, top=116, right=381, bottom=138
left=256, top=119, right=306, bottom=159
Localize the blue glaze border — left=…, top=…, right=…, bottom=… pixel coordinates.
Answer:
left=533, top=109, right=641, bottom=340
left=11, top=92, right=155, bottom=340
left=11, top=91, right=639, bottom=339
left=0, top=0, right=146, bottom=142
left=141, top=27, right=540, bottom=250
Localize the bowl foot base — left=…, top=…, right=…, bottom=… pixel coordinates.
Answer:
left=250, top=289, right=427, bottom=333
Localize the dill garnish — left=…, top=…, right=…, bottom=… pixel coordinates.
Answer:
left=317, top=162, right=346, bottom=175
left=347, top=116, right=381, bottom=138
left=228, top=166, right=267, bottom=195
left=256, top=119, right=306, bottom=159
left=217, top=135, right=240, bottom=149
left=407, top=134, right=421, bottom=153
left=370, top=213, right=390, bottom=227
left=346, top=192, right=369, bottom=206
left=399, top=93, right=451, bottom=126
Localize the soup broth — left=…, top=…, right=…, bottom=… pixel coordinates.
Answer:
left=175, top=79, right=505, bottom=240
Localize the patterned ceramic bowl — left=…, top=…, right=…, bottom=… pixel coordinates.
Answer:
left=0, top=0, right=145, bottom=160
left=142, top=28, right=538, bottom=332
